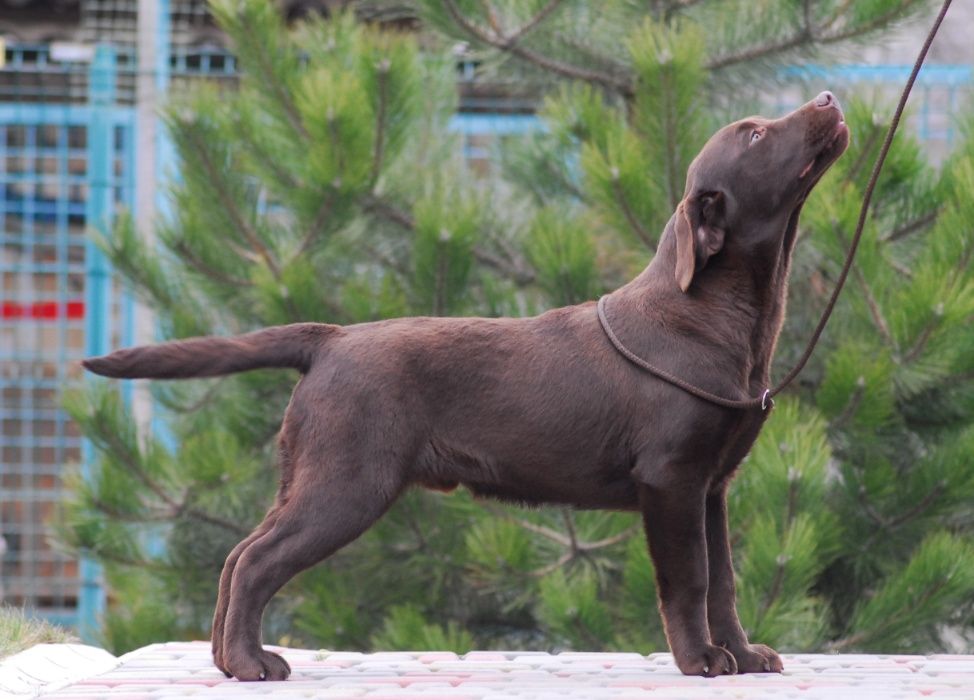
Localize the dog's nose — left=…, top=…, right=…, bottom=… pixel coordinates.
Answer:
left=815, top=91, right=836, bottom=109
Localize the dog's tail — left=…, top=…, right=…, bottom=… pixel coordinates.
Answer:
left=82, top=323, right=339, bottom=379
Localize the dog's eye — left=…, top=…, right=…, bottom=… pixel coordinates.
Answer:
left=749, top=129, right=764, bottom=145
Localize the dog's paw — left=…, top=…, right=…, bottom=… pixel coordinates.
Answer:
left=675, top=644, right=738, bottom=677
left=211, top=642, right=232, bottom=679
left=728, top=643, right=783, bottom=674
left=225, top=648, right=292, bottom=681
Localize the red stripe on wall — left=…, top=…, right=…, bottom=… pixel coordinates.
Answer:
left=1, top=300, right=85, bottom=320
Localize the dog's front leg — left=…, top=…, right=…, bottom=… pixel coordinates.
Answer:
left=705, top=484, right=783, bottom=673
left=637, top=479, right=737, bottom=676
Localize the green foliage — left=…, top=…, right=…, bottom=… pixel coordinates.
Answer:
left=537, top=569, right=614, bottom=648
left=843, top=534, right=974, bottom=652
left=0, top=606, right=77, bottom=658
left=726, top=399, right=836, bottom=650
left=627, top=17, right=710, bottom=212
left=65, top=0, right=974, bottom=657
left=412, top=184, right=482, bottom=314
left=371, top=605, right=475, bottom=652
left=525, top=206, right=598, bottom=305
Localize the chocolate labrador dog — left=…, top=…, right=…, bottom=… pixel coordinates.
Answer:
left=83, top=91, right=848, bottom=681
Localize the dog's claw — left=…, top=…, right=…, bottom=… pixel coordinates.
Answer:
left=726, top=643, right=783, bottom=674
left=676, top=644, right=737, bottom=677
left=225, top=648, right=291, bottom=681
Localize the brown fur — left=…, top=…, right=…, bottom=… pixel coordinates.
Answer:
left=83, top=92, right=849, bottom=681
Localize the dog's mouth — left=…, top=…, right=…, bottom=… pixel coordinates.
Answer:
left=798, top=118, right=849, bottom=181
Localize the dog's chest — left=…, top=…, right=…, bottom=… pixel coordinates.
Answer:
left=713, top=410, right=770, bottom=481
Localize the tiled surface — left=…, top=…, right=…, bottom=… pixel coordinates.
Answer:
left=13, top=641, right=974, bottom=699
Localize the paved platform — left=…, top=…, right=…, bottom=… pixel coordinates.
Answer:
left=5, top=641, right=974, bottom=699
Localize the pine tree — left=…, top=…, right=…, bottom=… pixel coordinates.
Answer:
left=60, top=0, right=974, bottom=655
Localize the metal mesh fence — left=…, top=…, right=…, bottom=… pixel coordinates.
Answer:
left=0, top=103, right=134, bottom=620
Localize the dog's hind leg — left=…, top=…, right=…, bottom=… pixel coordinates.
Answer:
left=221, top=465, right=403, bottom=681
left=211, top=510, right=278, bottom=677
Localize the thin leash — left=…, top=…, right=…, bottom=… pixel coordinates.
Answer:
left=597, top=0, right=953, bottom=412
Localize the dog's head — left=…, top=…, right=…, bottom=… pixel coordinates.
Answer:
left=673, top=91, right=849, bottom=292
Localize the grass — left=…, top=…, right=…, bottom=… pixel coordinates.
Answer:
left=0, top=605, right=78, bottom=659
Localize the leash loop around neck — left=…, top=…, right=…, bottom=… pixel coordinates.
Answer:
left=597, top=295, right=770, bottom=410
left=596, top=0, right=952, bottom=412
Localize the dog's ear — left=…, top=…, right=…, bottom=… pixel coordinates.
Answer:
left=674, top=192, right=726, bottom=293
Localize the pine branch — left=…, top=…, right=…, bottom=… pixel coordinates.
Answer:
left=90, top=495, right=166, bottom=524
left=178, top=505, right=255, bottom=537
left=881, top=209, right=939, bottom=243
left=857, top=484, right=889, bottom=528
left=819, top=1, right=926, bottom=45
left=505, top=0, right=567, bottom=45
left=161, top=378, right=227, bottom=414
left=487, top=505, right=637, bottom=553
left=834, top=223, right=895, bottom=348
left=538, top=151, right=589, bottom=202
left=481, top=506, right=571, bottom=547
left=371, top=61, right=391, bottom=184
left=706, top=0, right=925, bottom=71
left=818, top=0, right=857, bottom=33
left=530, top=551, right=574, bottom=578
left=236, top=21, right=308, bottom=140
left=364, top=192, right=537, bottom=285
left=561, top=509, right=579, bottom=554
left=903, top=315, right=939, bottom=364
left=845, top=125, right=884, bottom=186
left=225, top=239, right=263, bottom=265
left=886, top=483, right=946, bottom=529
left=83, top=548, right=172, bottom=572
left=947, top=234, right=974, bottom=291
left=364, top=192, right=416, bottom=228
left=325, top=112, right=347, bottom=187
left=707, top=30, right=814, bottom=71
left=172, top=240, right=254, bottom=288
left=611, top=174, right=655, bottom=249
left=292, top=189, right=338, bottom=260
left=665, top=0, right=707, bottom=12
left=474, top=244, right=537, bottom=285
left=853, top=263, right=894, bottom=347
left=94, top=427, right=249, bottom=537
left=857, top=481, right=946, bottom=530
left=556, top=35, right=631, bottom=87
left=361, top=240, right=410, bottom=277
left=887, top=257, right=913, bottom=279
left=440, top=0, right=634, bottom=97
left=185, top=128, right=284, bottom=279
left=802, top=0, right=813, bottom=33
left=582, top=525, right=641, bottom=550
left=832, top=380, right=866, bottom=429
left=756, top=477, right=800, bottom=620
left=659, top=65, right=682, bottom=211
left=184, top=128, right=311, bottom=321
left=827, top=576, right=948, bottom=651
left=235, top=116, right=304, bottom=192
left=434, top=237, right=449, bottom=316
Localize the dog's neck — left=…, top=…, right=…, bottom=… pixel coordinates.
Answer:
left=609, top=208, right=801, bottom=390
